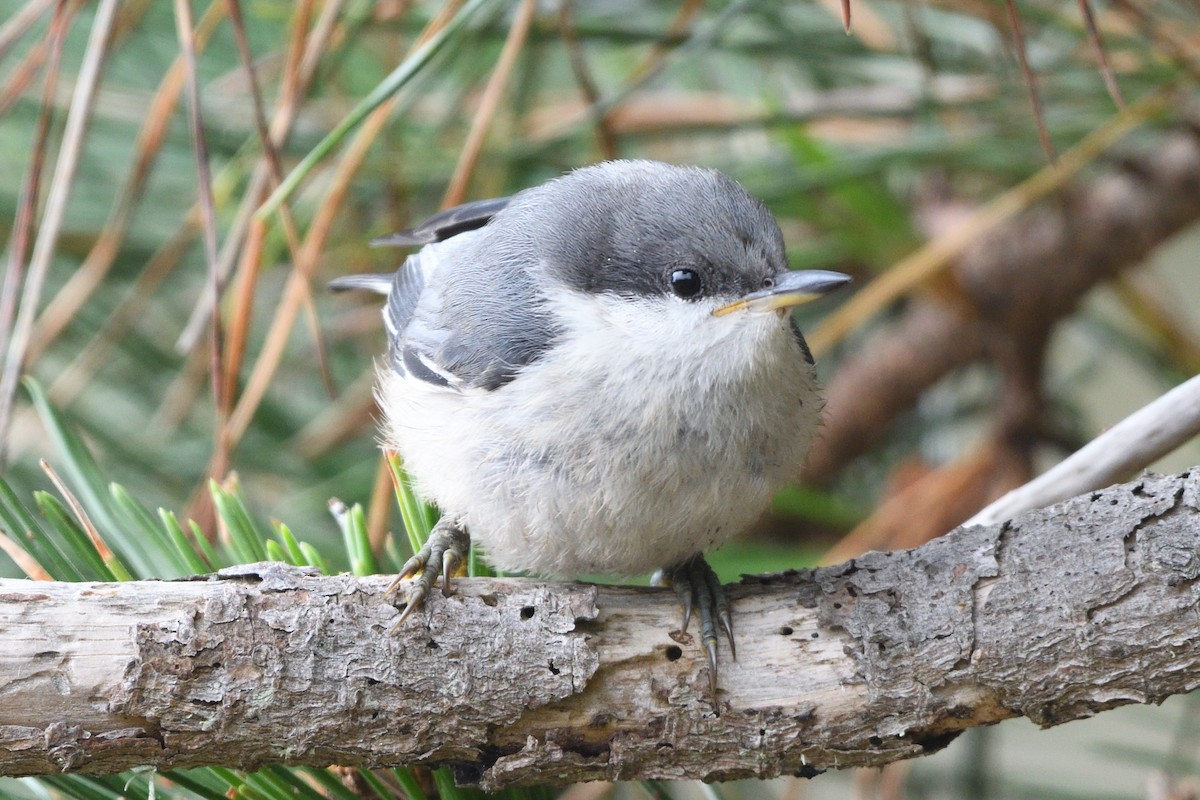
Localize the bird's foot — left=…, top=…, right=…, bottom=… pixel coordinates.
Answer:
left=386, top=517, right=470, bottom=631
left=665, top=553, right=735, bottom=701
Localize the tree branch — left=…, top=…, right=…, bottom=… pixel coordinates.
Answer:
left=4, top=469, right=1200, bottom=787
left=803, top=121, right=1200, bottom=485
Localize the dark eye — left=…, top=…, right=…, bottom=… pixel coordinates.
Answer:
left=669, top=269, right=703, bottom=299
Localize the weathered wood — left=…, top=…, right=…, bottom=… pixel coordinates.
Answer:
left=2, top=470, right=1199, bottom=787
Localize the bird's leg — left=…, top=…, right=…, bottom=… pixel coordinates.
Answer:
left=666, top=553, right=736, bottom=700
left=386, top=516, right=470, bottom=631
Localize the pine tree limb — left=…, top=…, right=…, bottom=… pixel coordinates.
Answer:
left=3, top=470, right=1200, bottom=786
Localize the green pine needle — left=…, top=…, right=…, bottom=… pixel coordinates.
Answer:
left=23, top=378, right=171, bottom=577
left=159, top=510, right=212, bottom=575
left=328, top=498, right=379, bottom=577
left=208, top=479, right=269, bottom=564
left=32, top=491, right=114, bottom=581
left=387, top=452, right=437, bottom=553
left=272, top=523, right=308, bottom=567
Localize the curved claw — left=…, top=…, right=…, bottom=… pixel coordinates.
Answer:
left=398, top=554, right=423, bottom=580
left=386, top=517, right=470, bottom=629
left=720, top=609, right=736, bottom=660
left=703, top=561, right=736, bottom=660
left=705, top=638, right=720, bottom=697
left=667, top=554, right=735, bottom=702
left=680, top=591, right=695, bottom=635
left=441, top=548, right=461, bottom=596
left=389, top=582, right=429, bottom=633
left=386, top=552, right=426, bottom=596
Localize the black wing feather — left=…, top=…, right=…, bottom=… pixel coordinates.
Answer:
left=371, top=196, right=512, bottom=247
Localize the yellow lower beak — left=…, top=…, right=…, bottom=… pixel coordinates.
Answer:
left=713, top=270, right=851, bottom=317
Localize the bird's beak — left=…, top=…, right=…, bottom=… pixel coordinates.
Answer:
left=712, top=269, right=852, bottom=317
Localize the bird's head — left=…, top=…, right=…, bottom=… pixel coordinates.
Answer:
left=504, top=160, right=849, bottom=334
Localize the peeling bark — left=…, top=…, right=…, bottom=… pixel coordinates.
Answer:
left=3, top=470, right=1200, bottom=787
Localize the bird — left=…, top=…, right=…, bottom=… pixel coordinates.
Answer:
left=331, top=160, right=850, bottom=697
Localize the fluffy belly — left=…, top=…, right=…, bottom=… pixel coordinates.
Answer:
left=379, top=315, right=821, bottom=578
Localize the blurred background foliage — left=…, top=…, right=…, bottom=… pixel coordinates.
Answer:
left=2, top=0, right=1200, bottom=798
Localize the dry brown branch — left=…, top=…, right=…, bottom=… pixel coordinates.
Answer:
left=25, top=1, right=225, bottom=366
left=3, top=470, right=1200, bottom=787
left=1076, top=0, right=1126, bottom=109
left=0, top=0, right=116, bottom=459
left=558, top=0, right=619, bottom=159
left=215, top=0, right=455, bottom=460
left=0, top=0, right=65, bottom=117
left=442, top=0, right=538, bottom=208
left=524, top=77, right=992, bottom=142
left=173, top=0, right=225, bottom=418
left=1005, top=0, right=1056, bottom=163
left=175, top=0, right=324, bottom=352
left=0, top=0, right=73, bottom=376
left=0, top=0, right=54, bottom=63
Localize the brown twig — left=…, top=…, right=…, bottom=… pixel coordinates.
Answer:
left=173, top=0, right=225, bottom=418
left=1005, top=0, right=1057, bottom=164
left=217, top=0, right=277, bottom=418
left=221, top=0, right=340, bottom=408
left=47, top=220, right=199, bottom=411
left=442, top=0, right=539, bottom=207
left=0, top=530, right=51, bottom=580
left=533, top=0, right=707, bottom=144
left=1110, top=0, right=1200, bottom=86
left=1076, top=0, right=1126, bottom=109
left=218, top=0, right=338, bottom=454
left=39, top=458, right=117, bottom=565
left=216, top=1, right=465, bottom=457
left=26, top=2, right=225, bottom=366
left=808, top=86, right=1172, bottom=357
left=0, top=0, right=60, bottom=117
left=0, top=0, right=72, bottom=384
left=367, top=452, right=394, bottom=557
left=0, top=0, right=116, bottom=461
left=0, top=0, right=54, bottom=63
left=557, top=0, right=619, bottom=159
left=174, top=0, right=328, bottom=352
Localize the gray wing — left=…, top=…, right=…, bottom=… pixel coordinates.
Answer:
left=389, top=233, right=557, bottom=392
left=328, top=254, right=428, bottom=354
left=384, top=248, right=457, bottom=388
left=371, top=196, right=512, bottom=247
left=335, top=196, right=558, bottom=392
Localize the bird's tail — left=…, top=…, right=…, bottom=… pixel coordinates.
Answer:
left=328, top=274, right=392, bottom=295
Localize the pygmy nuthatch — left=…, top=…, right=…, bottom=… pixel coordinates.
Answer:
left=332, top=160, right=850, bottom=696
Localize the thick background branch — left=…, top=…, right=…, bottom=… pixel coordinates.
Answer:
left=3, top=470, right=1200, bottom=787
left=804, top=123, right=1200, bottom=486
